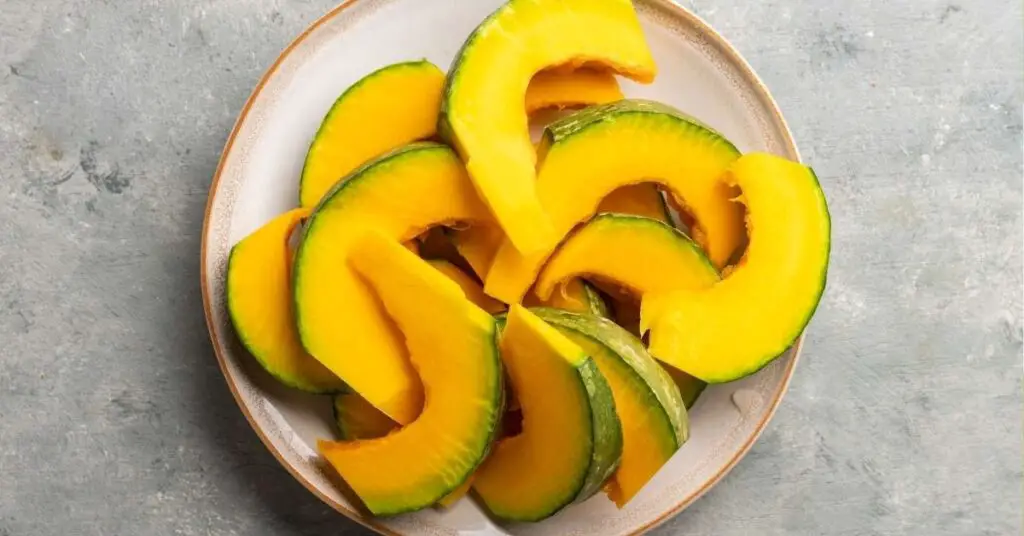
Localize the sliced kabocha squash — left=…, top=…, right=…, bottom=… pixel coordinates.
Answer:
left=474, top=305, right=622, bottom=521
left=226, top=208, right=345, bottom=393
left=299, top=60, right=445, bottom=207
left=524, top=68, right=623, bottom=114
left=448, top=224, right=504, bottom=279
left=427, top=259, right=507, bottom=314
left=485, top=100, right=742, bottom=303
left=319, top=233, right=503, bottom=516
left=534, top=308, right=687, bottom=507
left=294, top=143, right=493, bottom=424
left=642, top=153, right=831, bottom=383
left=439, top=0, right=657, bottom=254
left=534, top=213, right=719, bottom=407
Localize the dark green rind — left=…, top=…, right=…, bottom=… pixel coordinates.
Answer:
left=293, top=141, right=455, bottom=346
left=573, top=357, right=623, bottom=503
left=299, top=60, right=440, bottom=205
left=533, top=308, right=688, bottom=446
left=225, top=244, right=346, bottom=394
left=368, top=315, right=505, bottom=517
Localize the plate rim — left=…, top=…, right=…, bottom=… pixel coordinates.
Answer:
left=199, top=1, right=803, bottom=534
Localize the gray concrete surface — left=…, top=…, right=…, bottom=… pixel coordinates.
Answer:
left=0, top=0, right=1020, bottom=534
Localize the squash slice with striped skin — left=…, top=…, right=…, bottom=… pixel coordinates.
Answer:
left=319, top=234, right=503, bottom=516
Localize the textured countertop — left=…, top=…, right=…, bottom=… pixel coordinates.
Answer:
left=0, top=1, right=1020, bottom=535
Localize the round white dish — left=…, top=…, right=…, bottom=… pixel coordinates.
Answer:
left=201, top=0, right=802, bottom=534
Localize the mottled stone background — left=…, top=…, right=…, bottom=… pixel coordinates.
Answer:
left=0, top=0, right=1020, bottom=535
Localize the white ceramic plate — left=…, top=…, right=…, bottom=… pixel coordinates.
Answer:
left=201, top=1, right=802, bottom=534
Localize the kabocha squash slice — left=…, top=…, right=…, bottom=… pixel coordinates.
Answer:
left=226, top=208, right=345, bottom=393
left=600, top=183, right=672, bottom=223
left=534, top=214, right=719, bottom=406
left=485, top=100, right=742, bottom=303
left=534, top=308, right=687, bottom=507
left=474, top=305, right=621, bottom=522
left=294, top=143, right=493, bottom=424
left=642, top=153, right=831, bottom=383
left=299, top=60, right=445, bottom=207
left=426, top=259, right=507, bottom=314
left=439, top=0, right=657, bottom=254
left=319, top=234, right=503, bottom=516
left=524, top=68, right=623, bottom=114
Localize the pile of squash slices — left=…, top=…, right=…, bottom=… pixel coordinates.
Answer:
left=225, top=0, right=831, bottom=522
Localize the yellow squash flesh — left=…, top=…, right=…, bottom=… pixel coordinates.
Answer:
left=485, top=100, right=742, bottom=303
left=643, top=153, right=831, bottom=383
left=300, top=61, right=445, bottom=207
left=294, top=143, right=492, bottom=424
left=319, top=234, right=503, bottom=516
left=525, top=68, right=623, bottom=114
left=440, top=0, right=657, bottom=254
left=226, top=208, right=345, bottom=393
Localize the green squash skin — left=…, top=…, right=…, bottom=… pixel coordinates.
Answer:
left=300, top=60, right=442, bottom=206
left=293, top=141, right=454, bottom=345
left=532, top=308, right=688, bottom=447
left=490, top=315, right=623, bottom=521
left=580, top=281, right=611, bottom=317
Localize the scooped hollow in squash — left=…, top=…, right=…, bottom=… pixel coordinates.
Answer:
left=525, top=279, right=609, bottom=317
left=299, top=60, right=445, bottom=207
left=474, top=305, right=621, bottom=521
left=319, top=233, right=503, bottom=516
left=643, top=153, right=831, bottom=383
left=294, top=143, right=493, bottom=424
left=535, top=308, right=687, bottom=507
left=226, top=208, right=345, bottom=393
left=439, top=0, right=657, bottom=254
left=485, top=100, right=741, bottom=302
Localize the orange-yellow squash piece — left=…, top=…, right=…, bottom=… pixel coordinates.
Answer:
left=319, top=233, right=503, bottom=516
left=300, top=60, right=445, bottom=207
left=294, top=143, right=492, bottom=424
left=643, top=153, right=831, bottom=383
left=226, top=208, right=345, bottom=393
left=439, top=0, right=657, bottom=254
left=486, top=100, right=741, bottom=302
left=473, top=305, right=621, bottom=521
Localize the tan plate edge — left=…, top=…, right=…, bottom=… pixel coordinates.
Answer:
left=199, top=1, right=804, bottom=535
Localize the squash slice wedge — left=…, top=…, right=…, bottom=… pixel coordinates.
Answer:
left=485, top=100, right=741, bottom=303
left=474, top=305, right=621, bottom=521
left=294, top=143, right=492, bottom=424
left=439, top=0, right=657, bottom=254
left=642, top=153, right=831, bottom=383
left=226, top=208, right=345, bottom=393
left=319, top=234, right=503, bottom=516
